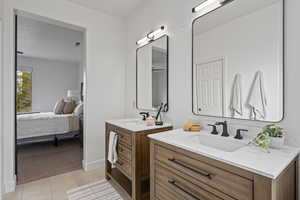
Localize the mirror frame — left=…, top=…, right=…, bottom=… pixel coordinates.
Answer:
left=191, top=0, right=285, bottom=122
left=136, top=35, right=169, bottom=112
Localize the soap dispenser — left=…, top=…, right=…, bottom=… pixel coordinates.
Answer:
left=146, top=116, right=155, bottom=126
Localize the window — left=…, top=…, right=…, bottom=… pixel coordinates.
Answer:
left=16, top=70, right=32, bottom=113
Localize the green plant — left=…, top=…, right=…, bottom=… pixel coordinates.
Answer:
left=262, top=124, right=283, bottom=138
left=252, top=132, right=271, bottom=149
left=251, top=124, right=284, bottom=150
left=16, top=71, right=32, bottom=113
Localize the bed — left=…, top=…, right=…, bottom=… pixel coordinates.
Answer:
left=17, top=112, right=80, bottom=140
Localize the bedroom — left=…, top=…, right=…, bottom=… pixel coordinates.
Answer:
left=16, top=14, right=85, bottom=184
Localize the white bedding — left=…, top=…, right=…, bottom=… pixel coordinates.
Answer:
left=17, top=112, right=80, bottom=139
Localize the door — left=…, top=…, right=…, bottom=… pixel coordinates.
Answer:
left=195, top=59, right=223, bottom=116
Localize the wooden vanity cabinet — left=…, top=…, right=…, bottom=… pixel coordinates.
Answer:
left=150, top=140, right=298, bottom=200
left=105, top=122, right=172, bottom=200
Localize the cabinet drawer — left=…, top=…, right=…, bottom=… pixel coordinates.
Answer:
left=155, top=145, right=253, bottom=200
left=118, top=144, right=132, bottom=161
left=116, top=157, right=132, bottom=179
left=155, top=163, right=226, bottom=200
left=118, top=130, right=132, bottom=147
left=156, top=182, right=187, bottom=200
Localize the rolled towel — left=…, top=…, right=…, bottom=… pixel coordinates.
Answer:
left=107, top=131, right=118, bottom=164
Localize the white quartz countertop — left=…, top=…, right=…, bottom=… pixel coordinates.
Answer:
left=148, top=129, right=300, bottom=179
left=106, top=118, right=172, bottom=132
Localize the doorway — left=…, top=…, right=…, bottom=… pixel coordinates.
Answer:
left=14, top=13, right=86, bottom=184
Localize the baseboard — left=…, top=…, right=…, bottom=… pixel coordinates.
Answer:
left=4, top=175, right=16, bottom=194
left=82, top=159, right=105, bottom=171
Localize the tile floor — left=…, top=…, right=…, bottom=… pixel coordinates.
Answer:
left=3, top=166, right=105, bottom=200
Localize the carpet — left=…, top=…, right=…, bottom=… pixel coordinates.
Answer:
left=17, top=138, right=82, bottom=184
left=67, top=179, right=123, bottom=200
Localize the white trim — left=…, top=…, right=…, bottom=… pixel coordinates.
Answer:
left=0, top=19, right=3, bottom=200
left=3, top=175, right=16, bottom=194
left=2, top=6, right=17, bottom=198
left=2, top=8, right=88, bottom=194
left=82, top=159, right=105, bottom=171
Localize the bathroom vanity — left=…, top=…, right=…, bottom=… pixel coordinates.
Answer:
left=105, top=119, right=172, bottom=200
left=149, top=129, right=299, bottom=200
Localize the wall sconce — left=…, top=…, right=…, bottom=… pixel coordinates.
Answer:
left=136, top=26, right=166, bottom=46
left=136, top=36, right=150, bottom=46
left=192, top=0, right=233, bottom=15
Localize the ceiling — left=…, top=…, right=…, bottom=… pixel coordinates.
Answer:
left=67, top=0, right=144, bottom=17
left=17, top=16, right=84, bottom=63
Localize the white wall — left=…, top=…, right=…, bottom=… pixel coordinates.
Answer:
left=18, top=56, right=80, bottom=112
left=0, top=0, right=2, bottom=18
left=125, top=0, right=300, bottom=197
left=78, top=62, right=84, bottom=84
left=1, top=0, right=126, bottom=193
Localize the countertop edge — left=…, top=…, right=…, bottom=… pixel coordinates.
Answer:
left=105, top=119, right=173, bottom=132
left=148, top=134, right=299, bottom=180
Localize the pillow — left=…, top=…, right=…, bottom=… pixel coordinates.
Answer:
left=53, top=99, right=65, bottom=114
left=73, top=103, right=83, bottom=116
left=63, top=101, right=76, bottom=114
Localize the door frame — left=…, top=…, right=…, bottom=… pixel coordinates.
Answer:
left=14, top=12, right=87, bottom=184
left=14, top=14, right=18, bottom=178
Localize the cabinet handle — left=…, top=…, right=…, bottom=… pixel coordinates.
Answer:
left=168, top=158, right=211, bottom=179
left=168, top=180, right=202, bottom=200
left=117, top=160, right=123, bottom=166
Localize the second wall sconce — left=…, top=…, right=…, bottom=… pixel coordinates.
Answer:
left=136, top=26, right=166, bottom=46
left=192, top=0, right=233, bottom=16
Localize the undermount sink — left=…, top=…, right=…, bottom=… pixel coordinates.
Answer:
left=183, top=133, right=248, bottom=152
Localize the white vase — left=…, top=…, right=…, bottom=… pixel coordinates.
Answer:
left=269, top=136, right=285, bottom=149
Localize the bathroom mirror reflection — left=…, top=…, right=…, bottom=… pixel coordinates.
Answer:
left=192, top=0, right=283, bottom=122
left=136, top=35, right=169, bottom=111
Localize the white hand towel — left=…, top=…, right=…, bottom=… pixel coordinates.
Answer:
left=247, top=71, right=267, bottom=120
left=230, top=74, right=243, bottom=117
left=107, top=131, right=118, bottom=164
